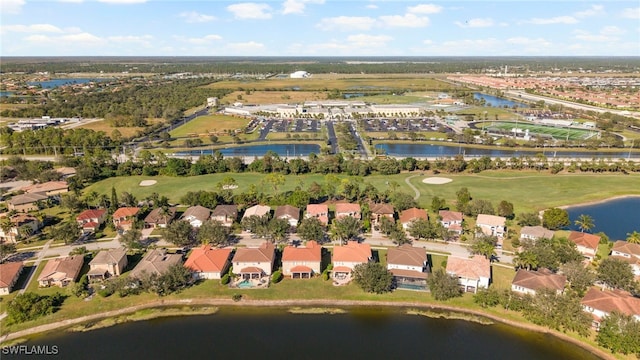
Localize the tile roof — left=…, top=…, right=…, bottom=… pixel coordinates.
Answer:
left=399, top=207, right=428, bottom=224
left=238, top=266, right=264, bottom=274
left=0, top=261, right=23, bottom=288
left=446, top=255, right=491, bottom=280
left=568, top=231, right=600, bottom=250
left=512, top=269, right=566, bottom=292
left=389, top=268, right=428, bottom=279
left=76, top=208, right=107, bottom=222
left=22, top=181, right=68, bottom=194
left=184, top=245, right=232, bottom=273
left=8, top=193, right=48, bottom=206
left=89, top=248, right=127, bottom=266
left=335, top=203, right=361, bottom=214
left=290, top=265, right=313, bottom=273
left=282, top=240, right=321, bottom=262
left=38, top=256, right=84, bottom=283
left=181, top=205, right=211, bottom=222
left=113, top=207, right=140, bottom=218
left=211, top=205, right=238, bottom=218
left=439, top=210, right=463, bottom=222
left=130, top=249, right=183, bottom=279
left=306, top=204, right=328, bottom=216
left=243, top=205, right=271, bottom=218
left=611, top=241, right=640, bottom=257
left=275, top=205, right=300, bottom=220
left=144, top=207, right=177, bottom=225
left=476, top=214, right=506, bottom=227
left=232, top=242, right=276, bottom=263
left=581, top=287, right=640, bottom=317
left=370, top=203, right=394, bottom=215
left=520, top=226, right=555, bottom=240
left=9, top=213, right=38, bottom=226
left=333, top=241, right=371, bottom=263
left=387, top=244, right=426, bottom=267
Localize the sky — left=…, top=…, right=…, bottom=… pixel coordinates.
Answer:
left=1, top=0, right=639, bottom=57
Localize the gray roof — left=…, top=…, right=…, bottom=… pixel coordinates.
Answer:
left=9, top=193, right=48, bottom=205
left=211, top=205, right=238, bottom=218
left=181, top=205, right=211, bottom=222
left=90, top=248, right=127, bottom=266
left=129, top=249, right=183, bottom=279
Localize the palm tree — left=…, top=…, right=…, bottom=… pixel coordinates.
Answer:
left=626, top=231, right=640, bottom=244
left=514, top=250, right=539, bottom=271
left=574, top=214, right=595, bottom=233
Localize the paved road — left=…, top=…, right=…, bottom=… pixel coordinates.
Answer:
left=325, top=120, right=338, bottom=154
left=257, top=120, right=274, bottom=141
left=347, top=121, right=368, bottom=158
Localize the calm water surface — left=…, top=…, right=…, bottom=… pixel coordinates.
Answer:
left=566, top=197, right=640, bottom=240
left=27, top=78, right=109, bottom=89
left=177, top=144, right=320, bottom=157
left=17, top=307, right=601, bottom=360
left=474, top=93, right=529, bottom=108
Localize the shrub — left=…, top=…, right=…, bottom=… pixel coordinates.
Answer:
left=232, top=293, right=242, bottom=302
left=271, top=270, right=283, bottom=284
left=220, top=274, right=230, bottom=285
left=98, top=288, right=113, bottom=297
left=322, top=271, right=329, bottom=281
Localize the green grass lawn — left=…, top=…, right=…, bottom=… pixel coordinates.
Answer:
left=481, top=121, right=594, bottom=141
left=170, top=114, right=251, bottom=138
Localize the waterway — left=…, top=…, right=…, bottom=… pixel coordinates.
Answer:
left=176, top=144, right=321, bottom=157
left=17, top=307, right=600, bottom=360
left=474, top=93, right=529, bottom=108
left=375, top=143, right=639, bottom=159
left=0, top=91, right=14, bottom=97
left=27, top=78, right=110, bottom=89
left=566, top=196, right=640, bottom=240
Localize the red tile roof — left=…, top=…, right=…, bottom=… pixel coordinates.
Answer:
left=399, top=207, right=428, bottom=224
left=333, top=241, right=371, bottom=263
left=184, top=245, right=232, bottom=273
left=113, top=207, right=140, bottom=218
left=512, top=269, right=566, bottom=292
left=22, top=181, right=68, bottom=194
left=568, top=231, right=600, bottom=250
left=335, top=203, right=361, bottom=214
left=387, top=244, right=426, bottom=267
left=612, top=241, right=640, bottom=257
left=582, top=287, right=640, bottom=317
left=439, top=210, right=463, bottom=222
left=239, top=266, right=264, bottom=274
left=282, top=241, right=321, bottom=262
left=446, top=255, right=490, bottom=280
left=306, top=204, right=328, bottom=216
left=233, top=242, right=275, bottom=263
left=76, top=209, right=107, bottom=222
left=370, top=203, right=394, bottom=215
left=0, top=261, right=23, bottom=288
left=290, top=265, right=313, bottom=273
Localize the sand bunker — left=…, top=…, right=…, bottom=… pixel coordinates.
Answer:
left=139, top=180, right=157, bottom=187
left=222, top=185, right=239, bottom=190
left=422, top=177, right=452, bottom=185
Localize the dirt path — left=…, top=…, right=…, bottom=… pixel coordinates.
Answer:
left=404, top=174, right=421, bottom=200
left=0, top=298, right=614, bottom=359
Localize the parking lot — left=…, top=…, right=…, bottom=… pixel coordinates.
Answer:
left=360, top=117, right=440, bottom=132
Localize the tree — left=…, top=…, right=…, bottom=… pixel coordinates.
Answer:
left=297, top=217, right=325, bottom=242
left=542, top=208, right=570, bottom=230
left=262, top=173, right=285, bottom=193
left=597, top=258, right=636, bottom=291
left=407, top=218, right=435, bottom=241
left=517, top=212, right=541, bottom=227
left=596, top=312, right=640, bottom=355
left=377, top=216, right=396, bottom=236
left=496, top=200, right=514, bottom=219
left=626, top=231, right=640, bottom=244
left=267, top=217, right=290, bottom=244
left=574, top=214, right=595, bottom=233
left=560, top=260, right=595, bottom=296
left=470, top=235, right=497, bottom=260
left=514, top=250, right=539, bottom=271
left=6, top=292, right=64, bottom=324
left=0, top=243, right=17, bottom=259
left=389, top=228, right=411, bottom=245
left=110, top=186, right=118, bottom=211
left=50, top=221, right=80, bottom=244
left=197, top=220, right=229, bottom=246
left=241, top=215, right=270, bottom=238
left=144, top=264, right=192, bottom=296
left=120, top=228, right=143, bottom=250
left=455, top=187, right=472, bottom=213
left=427, top=269, right=462, bottom=301
left=329, top=216, right=361, bottom=244
left=352, top=262, right=393, bottom=294
left=523, top=288, right=591, bottom=336
left=430, top=196, right=446, bottom=213
left=162, top=220, right=194, bottom=247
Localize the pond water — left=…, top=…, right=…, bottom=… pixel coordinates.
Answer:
left=176, top=144, right=321, bottom=157
left=375, top=143, right=639, bottom=159
left=17, top=307, right=600, bottom=360
left=27, top=78, right=110, bottom=89
left=474, top=93, right=529, bottom=108
left=0, top=91, right=14, bottom=97
left=566, top=196, right=640, bottom=240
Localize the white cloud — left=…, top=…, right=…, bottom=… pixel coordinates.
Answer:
left=183, top=34, right=223, bottom=45
left=226, top=41, right=266, bottom=52
left=108, top=35, right=153, bottom=47
left=2, top=0, right=26, bottom=14
left=407, top=4, right=442, bottom=14
left=346, top=34, right=392, bottom=47
left=282, top=0, right=324, bottom=15
left=179, top=11, right=216, bottom=23
left=455, top=18, right=494, bottom=28
left=316, top=16, right=376, bottom=31
left=379, top=14, right=430, bottom=28
left=58, top=0, right=84, bottom=3
left=601, top=26, right=625, bottom=35
left=227, top=3, right=272, bottom=19
left=1, top=24, right=64, bottom=33
left=25, top=32, right=104, bottom=45
left=365, top=4, right=377, bottom=10
left=621, top=7, right=640, bottom=19
left=574, top=5, right=604, bottom=18
left=526, top=16, right=578, bottom=25
left=97, top=0, right=147, bottom=3
left=506, top=37, right=551, bottom=47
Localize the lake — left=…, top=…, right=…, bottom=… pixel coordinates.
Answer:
left=27, top=78, right=110, bottom=89
left=474, top=93, right=529, bottom=108
left=375, top=143, right=639, bottom=159
left=566, top=196, right=640, bottom=240
left=176, top=144, right=321, bottom=157
left=0, top=91, right=14, bottom=97
left=16, top=307, right=600, bottom=360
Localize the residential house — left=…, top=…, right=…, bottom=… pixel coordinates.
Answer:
left=511, top=268, right=566, bottom=296
left=22, top=181, right=69, bottom=196
left=129, top=249, right=183, bottom=279
left=446, top=255, right=491, bottom=293
left=242, top=205, right=271, bottom=222
left=54, top=167, right=77, bottom=179
left=232, top=242, right=276, bottom=279
left=476, top=214, right=507, bottom=239
left=439, top=210, right=463, bottom=234
left=387, top=244, right=428, bottom=290
left=305, top=204, right=329, bottom=226
left=282, top=240, right=322, bottom=278
left=275, top=205, right=300, bottom=228
left=0, top=261, right=24, bottom=295
left=181, top=205, right=211, bottom=228
left=76, top=208, right=107, bottom=233
left=332, top=241, right=371, bottom=280
left=370, top=203, right=394, bottom=226
left=144, top=207, right=177, bottom=229
left=38, top=255, right=84, bottom=287
left=581, top=287, right=640, bottom=329
left=568, top=231, right=600, bottom=262
left=184, top=245, right=232, bottom=280
left=520, top=226, right=555, bottom=242
left=211, top=205, right=238, bottom=227
left=7, top=193, right=48, bottom=212
left=334, top=203, right=361, bottom=220
left=87, top=248, right=128, bottom=281
left=112, top=207, right=140, bottom=232
left=399, top=207, right=428, bottom=230
left=0, top=213, right=41, bottom=243
left=610, top=241, right=640, bottom=277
